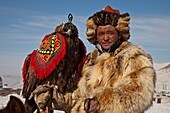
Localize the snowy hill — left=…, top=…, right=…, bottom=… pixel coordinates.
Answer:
left=153, top=62, right=170, bottom=92
left=153, top=62, right=170, bottom=70
left=0, top=75, right=23, bottom=89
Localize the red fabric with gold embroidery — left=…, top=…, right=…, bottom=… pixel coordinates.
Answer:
left=26, top=33, right=66, bottom=79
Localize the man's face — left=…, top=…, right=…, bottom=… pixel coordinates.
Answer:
left=97, top=25, right=119, bottom=51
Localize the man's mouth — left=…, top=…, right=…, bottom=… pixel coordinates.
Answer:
left=102, top=42, right=111, bottom=46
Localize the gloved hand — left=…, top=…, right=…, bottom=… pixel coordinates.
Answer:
left=28, top=82, right=55, bottom=113
left=84, top=96, right=99, bottom=113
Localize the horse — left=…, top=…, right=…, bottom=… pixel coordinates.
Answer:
left=0, top=95, right=26, bottom=113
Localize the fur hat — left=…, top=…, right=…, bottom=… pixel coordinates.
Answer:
left=86, top=5, right=131, bottom=44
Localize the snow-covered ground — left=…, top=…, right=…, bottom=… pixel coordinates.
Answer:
left=0, top=93, right=170, bottom=113
left=145, top=102, right=170, bottom=113
left=0, top=93, right=65, bottom=113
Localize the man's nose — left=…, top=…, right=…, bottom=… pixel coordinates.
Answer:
left=104, top=34, right=109, bottom=41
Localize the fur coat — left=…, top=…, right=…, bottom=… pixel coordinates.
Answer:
left=71, top=41, right=156, bottom=113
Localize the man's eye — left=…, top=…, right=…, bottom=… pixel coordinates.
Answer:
left=97, top=33, right=104, bottom=36
left=107, top=31, right=114, bottom=35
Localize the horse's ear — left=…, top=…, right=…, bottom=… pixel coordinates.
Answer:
left=9, top=95, right=18, bottom=101
left=7, top=95, right=26, bottom=113
left=9, top=95, right=23, bottom=105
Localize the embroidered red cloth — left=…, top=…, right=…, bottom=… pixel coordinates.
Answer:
left=23, top=33, right=66, bottom=80
left=22, top=33, right=87, bottom=80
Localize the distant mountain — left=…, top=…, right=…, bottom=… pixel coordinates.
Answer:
left=153, top=62, right=170, bottom=92
left=159, top=64, right=170, bottom=71
left=153, top=62, right=170, bottom=70
left=0, top=75, right=22, bottom=89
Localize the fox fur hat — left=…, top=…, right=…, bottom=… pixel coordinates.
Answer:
left=86, top=5, right=131, bottom=44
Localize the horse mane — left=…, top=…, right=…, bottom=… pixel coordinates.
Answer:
left=0, top=95, right=26, bottom=113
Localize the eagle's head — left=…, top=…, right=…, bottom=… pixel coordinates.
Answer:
left=55, top=14, right=78, bottom=38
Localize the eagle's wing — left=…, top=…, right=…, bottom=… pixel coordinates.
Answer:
left=22, top=54, right=42, bottom=99
left=22, top=33, right=67, bottom=98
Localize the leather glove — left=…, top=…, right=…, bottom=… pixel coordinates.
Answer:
left=84, top=96, right=99, bottom=113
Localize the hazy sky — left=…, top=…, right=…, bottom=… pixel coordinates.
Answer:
left=0, top=0, right=170, bottom=76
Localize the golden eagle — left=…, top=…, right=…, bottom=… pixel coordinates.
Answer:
left=22, top=14, right=86, bottom=113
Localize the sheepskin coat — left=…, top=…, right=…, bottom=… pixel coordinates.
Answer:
left=71, top=41, right=156, bottom=113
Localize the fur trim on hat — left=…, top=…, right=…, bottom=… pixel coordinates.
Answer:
left=115, top=13, right=130, bottom=41
left=86, top=7, right=131, bottom=44
left=86, top=18, right=97, bottom=44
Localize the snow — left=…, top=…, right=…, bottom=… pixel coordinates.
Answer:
left=0, top=93, right=65, bottom=113
left=145, top=102, right=170, bottom=113
left=153, top=62, right=170, bottom=70
left=1, top=62, right=170, bottom=112
left=0, top=94, right=170, bottom=113
left=153, top=62, right=170, bottom=92
left=0, top=75, right=22, bottom=89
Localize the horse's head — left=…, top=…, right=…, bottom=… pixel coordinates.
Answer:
left=0, top=95, right=26, bottom=113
